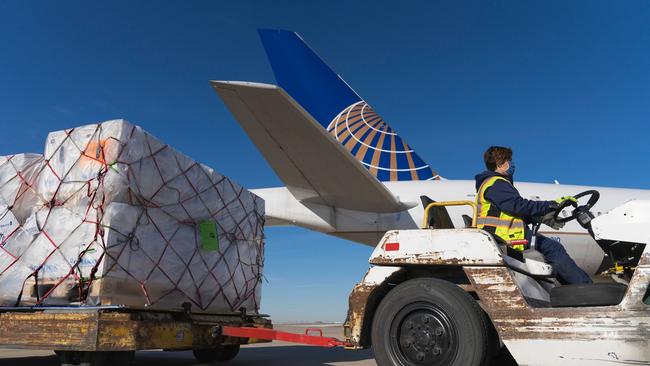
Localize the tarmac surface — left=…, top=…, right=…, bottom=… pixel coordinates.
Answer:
left=0, top=324, right=377, bottom=366
left=0, top=323, right=518, bottom=366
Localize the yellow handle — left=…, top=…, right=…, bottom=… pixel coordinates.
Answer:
left=422, top=201, right=478, bottom=229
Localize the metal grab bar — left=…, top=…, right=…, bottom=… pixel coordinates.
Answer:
left=422, top=200, right=478, bottom=229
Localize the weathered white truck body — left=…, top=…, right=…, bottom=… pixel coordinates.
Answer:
left=345, top=200, right=650, bottom=366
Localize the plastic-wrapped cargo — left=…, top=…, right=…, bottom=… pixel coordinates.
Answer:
left=0, top=154, right=45, bottom=222
left=0, top=120, right=265, bottom=314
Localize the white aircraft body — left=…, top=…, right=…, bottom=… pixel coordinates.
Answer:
left=252, top=182, right=650, bottom=275
left=212, top=29, right=650, bottom=275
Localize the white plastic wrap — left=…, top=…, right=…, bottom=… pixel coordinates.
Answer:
left=0, top=120, right=264, bottom=313
left=0, top=154, right=45, bottom=222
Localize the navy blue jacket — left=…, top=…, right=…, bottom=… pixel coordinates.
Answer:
left=475, top=171, right=555, bottom=238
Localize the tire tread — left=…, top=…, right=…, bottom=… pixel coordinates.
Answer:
left=371, top=278, right=490, bottom=366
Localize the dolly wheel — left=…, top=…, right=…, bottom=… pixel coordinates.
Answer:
left=193, top=344, right=240, bottom=363
left=371, top=278, right=490, bottom=366
left=107, top=351, right=135, bottom=365
left=56, top=351, right=107, bottom=366
left=56, top=351, right=135, bottom=366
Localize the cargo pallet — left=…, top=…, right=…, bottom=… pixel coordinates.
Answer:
left=0, top=305, right=272, bottom=365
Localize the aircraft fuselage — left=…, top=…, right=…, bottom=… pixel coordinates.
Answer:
left=253, top=180, right=650, bottom=275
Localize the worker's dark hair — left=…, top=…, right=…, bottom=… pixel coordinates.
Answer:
left=483, top=146, right=512, bottom=171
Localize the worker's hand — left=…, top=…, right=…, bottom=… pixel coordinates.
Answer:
left=541, top=211, right=565, bottom=230
left=555, top=196, right=578, bottom=206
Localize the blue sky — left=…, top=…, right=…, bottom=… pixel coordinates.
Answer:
left=1, top=1, right=648, bottom=322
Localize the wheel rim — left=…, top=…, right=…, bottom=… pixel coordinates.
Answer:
left=388, top=301, right=458, bottom=366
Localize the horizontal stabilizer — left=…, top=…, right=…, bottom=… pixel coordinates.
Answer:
left=211, top=81, right=408, bottom=213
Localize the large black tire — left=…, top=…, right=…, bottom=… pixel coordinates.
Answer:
left=489, top=346, right=518, bottom=366
left=217, top=345, right=240, bottom=362
left=193, top=344, right=240, bottom=363
left=483, top=310, right=500, bottom=365
left=371, top=278, right=490, bottom=366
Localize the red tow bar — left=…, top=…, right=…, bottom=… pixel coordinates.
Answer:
left=222, top=326, right=350, bottom=348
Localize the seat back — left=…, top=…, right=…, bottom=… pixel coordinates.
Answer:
left=503, top=256, right=554, bottom=278
left=420, top=196, right=455, bottom=229
left=462, top=214, right=473, bottom=228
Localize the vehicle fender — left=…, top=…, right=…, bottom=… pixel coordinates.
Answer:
left=345, top=266, right=405, bottom=348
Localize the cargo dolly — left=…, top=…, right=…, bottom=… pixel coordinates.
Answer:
left=0, top=304, right=359, bottom=366
left=0, top=305, right=272, bottom=365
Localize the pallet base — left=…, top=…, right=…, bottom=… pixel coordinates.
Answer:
left=0, top=307, right=271, bottom=352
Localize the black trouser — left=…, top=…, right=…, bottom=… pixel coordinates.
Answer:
left=536, top=235, right=592, bottom=285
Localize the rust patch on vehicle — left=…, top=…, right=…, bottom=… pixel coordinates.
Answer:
left=370, top=252, right=487, bottom=266
left=345, top=283, right=377, bottom=347
left=620, top=269, right=650, bottom=310
left=464, top=267, right=529, bottom=312
left=464, top=265, right=650, bottom=343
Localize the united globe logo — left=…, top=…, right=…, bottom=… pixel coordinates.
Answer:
left=327, top=101, right=438, bottom=182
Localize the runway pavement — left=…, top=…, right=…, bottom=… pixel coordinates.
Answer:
left=0, top=323, right=518, bottom=366
left=0, top=324, right=377, bottom=366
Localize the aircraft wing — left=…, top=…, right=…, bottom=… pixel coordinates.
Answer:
left=211, top=80, right=408, bottom=213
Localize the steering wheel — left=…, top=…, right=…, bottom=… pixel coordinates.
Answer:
left=553, top=190, right=600, bottom=224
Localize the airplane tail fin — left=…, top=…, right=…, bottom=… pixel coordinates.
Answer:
left=258, top=29, right=440, bottom=182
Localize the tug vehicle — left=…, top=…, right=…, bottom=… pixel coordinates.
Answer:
left=344, top=191, right=650, bottom=366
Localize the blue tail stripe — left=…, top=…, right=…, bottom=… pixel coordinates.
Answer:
left=392, top=136, right=401, bottom=151
left=364, top=133, right=383, bottom=162
left=417, top=168, right=431, bottom=180
left=398, top=170, right=412, bottom=181
left=380, top=134, right=393, bottom=152
left=377, top=169, right=390, bottom=181
left=379, top=150, right=391, bottom=169
left=396, top=152, right=408, bottom=171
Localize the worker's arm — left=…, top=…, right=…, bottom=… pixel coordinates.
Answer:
left=484, top=180, right=555, bottom=218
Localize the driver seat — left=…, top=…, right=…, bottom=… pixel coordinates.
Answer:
left=550, top=283, right=628, bottom=307
left=503, top=255, right=554, bottom=278
left=484, top=230, right=555, bottom=278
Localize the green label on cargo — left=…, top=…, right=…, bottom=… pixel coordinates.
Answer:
left=199, top=220, right=219, bottom=252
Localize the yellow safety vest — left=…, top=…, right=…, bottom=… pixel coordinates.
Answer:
left=475, top=176, right=528, bottom=251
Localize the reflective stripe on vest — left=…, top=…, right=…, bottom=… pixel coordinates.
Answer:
left=475, top=217, right=525, bottom=229
left=475, top=176, right=527, bottom=251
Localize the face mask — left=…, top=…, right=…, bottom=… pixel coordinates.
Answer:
left=506, top=162, right=516, bottom=177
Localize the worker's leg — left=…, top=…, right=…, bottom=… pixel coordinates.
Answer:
left=535, top=235, right=592, bottom=285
